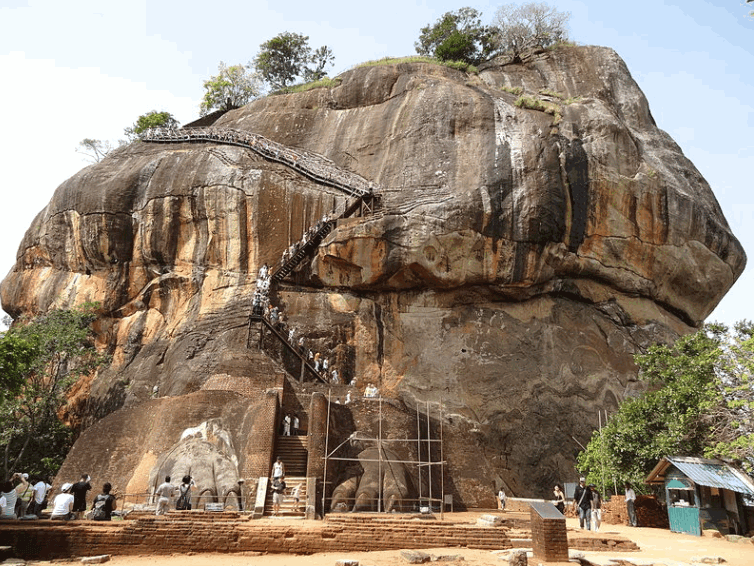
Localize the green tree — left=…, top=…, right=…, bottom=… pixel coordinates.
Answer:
left=704, top=321, right=754, bottom=468
left=415, top=7, right=500, bottom=65
left=577, top=325, right=725, bottom=491
left=0, top=304, right=110, bottom=478
left=200, top=62, right=263, bottom=116
left=254, top=32, right=335, bottom=90
left=492, top=2, right=571, bottom=63
left=124, top=110, right=180, bottom=141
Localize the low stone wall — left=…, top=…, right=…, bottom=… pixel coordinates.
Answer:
left=0, top=512, right=512, bottom=560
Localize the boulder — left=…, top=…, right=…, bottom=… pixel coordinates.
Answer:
left=1, top=46, right=744, bottom=500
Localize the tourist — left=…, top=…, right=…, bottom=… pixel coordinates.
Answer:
left=345, top=392, right=352, bottom=404
left=314, top=352, right=321, bottom=372
left=176, top=475, right=194, bottom=510
left=71, top=474, right=91, bottom=520
left=497, top=487, right=507, bottom=511
left=553, top=485, right=566, bottom=514
left=322, top=358, right=329, bottom=373
left=29, top=476, right=51, bottom=517
left=50, top=483, right=75, bottom=520
left=288, top=328, right=295, bottom=343
left=590, top=484, right=602, bottom=532
left=625, top=482, right=637, bottom=527
left=573, top=477, right=592, bottom=530
left=272, top=457, right=285, bottom=480
left=271, top=476, right=286, bottom=516
left=291, top=482, right=303, bottom=512
left=155, top=476, right=175, bottom=516
left=283, top=414, right=292, bottom=436
left=0, top=480, right=18, bottom=519
left=331, top=368, right=339, bottom=384
left=292, top=415, right=300, bottom=436
left=91, top=482, right=117, bottom=521
left=15, top=473, right=33, bottom=517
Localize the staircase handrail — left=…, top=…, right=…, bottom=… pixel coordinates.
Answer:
left=254, top=315, right=328, bottom=384
left=141, top=126, right=373, bottom=198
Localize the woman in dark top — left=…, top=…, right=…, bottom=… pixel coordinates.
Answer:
left=91, top=482, right=116, bottom=521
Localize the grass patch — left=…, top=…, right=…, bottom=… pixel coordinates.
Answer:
left=563, top=96, right=583, bottom=105
left=538, top=88, right=565, bottom=99
left=273, top=77, right=342, bottom=95
left=356, top=56, right=478, bottom=74
left=515, top=96, right=562, bottom=125
left=500, top=85, right=524, bottom=96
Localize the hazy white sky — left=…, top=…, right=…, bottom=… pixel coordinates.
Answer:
left=0, top=0, right=752, bottom=326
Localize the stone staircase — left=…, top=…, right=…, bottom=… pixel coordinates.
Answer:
left=264, top=435, right=309, bottom=517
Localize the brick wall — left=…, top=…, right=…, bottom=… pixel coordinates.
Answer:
left=0, top=514, right=512, bottom=559
left=242, top=390, right=279, bottom=481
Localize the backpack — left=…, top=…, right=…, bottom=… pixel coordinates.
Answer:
left=92, top=496, right=109, bottom=520
left=175, top=488, right=191, bottom=510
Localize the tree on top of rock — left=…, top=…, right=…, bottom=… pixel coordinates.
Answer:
left=253, top=32, right=335, bottom=91
left=415, top=7, right=500, bottom=65
left=124, top=111, right=180, bottom=141
left=492, top=2, right=571, bottom=63
left=200, top=62, right=263, bottom=116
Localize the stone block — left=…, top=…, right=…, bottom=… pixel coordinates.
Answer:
left=81, top=556, right=111, bottom=564
left=401, top=550, right=431, bottom=564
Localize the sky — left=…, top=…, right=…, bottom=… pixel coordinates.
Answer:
left=0, top=0, right=752, bottom=327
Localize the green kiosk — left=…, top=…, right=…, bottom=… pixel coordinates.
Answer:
left=646, top=456, right=754, bottom=536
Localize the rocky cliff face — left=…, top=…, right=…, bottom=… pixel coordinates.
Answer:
left=1, top=46, right=744, bottom=501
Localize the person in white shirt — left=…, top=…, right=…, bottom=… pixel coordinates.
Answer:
left=30, top=477, right=51, bottom=517
left=498, top=487, right=507, bottom=511
left=50, top=483, right=75, bottom=520
left=155, top=476, right=176, bottom=516
left=624, top=482, right=637, bottom=526
left=272, top=457, right=285, bottom=480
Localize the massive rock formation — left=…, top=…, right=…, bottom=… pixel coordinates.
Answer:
left=1, top=45, right=744, bottom=502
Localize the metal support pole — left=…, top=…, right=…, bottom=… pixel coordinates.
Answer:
left=378, top=396, right=383, bottom=512
left=440, top=398, right=445, bottom=520
left=322, top=389, right=332, bottom=517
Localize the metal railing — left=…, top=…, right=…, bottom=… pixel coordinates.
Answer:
left=140, top=127, right=374, bottom=198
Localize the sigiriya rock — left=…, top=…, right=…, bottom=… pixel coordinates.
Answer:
left=0, top=45, right=744, bottom=510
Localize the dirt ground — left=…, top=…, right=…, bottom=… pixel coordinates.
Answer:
left=19, top=513, right=754, bottom=566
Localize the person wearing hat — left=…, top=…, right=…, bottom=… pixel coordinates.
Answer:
left=50, top=483, right=75, bottom=520
left=572, top=477, right=592, bottom=530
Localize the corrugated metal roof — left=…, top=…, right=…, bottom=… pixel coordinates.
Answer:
left=667, top=457, right=754, bottom=496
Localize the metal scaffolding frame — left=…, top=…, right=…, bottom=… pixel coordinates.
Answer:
left=322, top=390, right=446, bottom=517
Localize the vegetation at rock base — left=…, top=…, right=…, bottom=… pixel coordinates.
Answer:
left=415, top=7, right=500, bottom=66
left=200, top=62, right=263, bottom=116
left=124, top=111, right=180, bottom=141
left=577, top=322, right=754, bottom=493
left=0, top=304, right=110, bottom=479
left=253, top=32, right=335, bottom=91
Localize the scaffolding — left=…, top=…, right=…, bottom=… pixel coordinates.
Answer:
left=321, top=391, right=447, bottom=517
